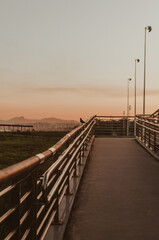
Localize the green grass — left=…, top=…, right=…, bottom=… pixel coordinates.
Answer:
left=0, top=131, right=68, bottom=170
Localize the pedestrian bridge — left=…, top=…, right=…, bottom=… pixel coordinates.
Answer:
left=0, top=110, right=159, bottom=240
left=64, top=137, right=159, bottom=240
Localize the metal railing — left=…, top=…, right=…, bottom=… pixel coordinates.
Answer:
left=150, top=109, right=159, bottom=119
left=0, top=116, right=96, bottom=240
left=95, top=116, right=134, bottom=137
left=1, top=114, right=152, bottom=240
left=136, top=113, right=159, bottom=157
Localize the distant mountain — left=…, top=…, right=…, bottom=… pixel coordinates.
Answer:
left=5, top=116, right=38, bottom=124
left=1, top=116, right=78, bottom=124
left=40, top=117, right=78, bottom=124
left=0, top=116, right=79, bottom=131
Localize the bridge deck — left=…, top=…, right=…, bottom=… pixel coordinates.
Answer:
left=64, top=138, right=159, bottom=240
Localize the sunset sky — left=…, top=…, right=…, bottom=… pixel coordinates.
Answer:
left=0, top=0, right=159, bottom=121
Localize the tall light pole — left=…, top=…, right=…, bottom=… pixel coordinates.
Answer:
left=134, top=59, right=140, bottom=116
left=127, top=78, right=131, bottom=117
left=134, top=59, right=140, bottom=136
left=127, top=78, right=131, bottom=136
left=143, top=25, right=152, bottom=115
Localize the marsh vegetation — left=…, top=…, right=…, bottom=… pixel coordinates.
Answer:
left=0, top=131, right=68, bottom=170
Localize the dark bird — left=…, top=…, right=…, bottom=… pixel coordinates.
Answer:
left=80, top=118, right=85, bottom=124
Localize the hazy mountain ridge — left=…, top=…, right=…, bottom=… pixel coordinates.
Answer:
left=0, top=116, right=78, bottom=124
left=0, top=116, right=79, bottom=131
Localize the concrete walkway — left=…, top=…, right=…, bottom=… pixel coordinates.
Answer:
left=64, top=138, right=159, bottom=240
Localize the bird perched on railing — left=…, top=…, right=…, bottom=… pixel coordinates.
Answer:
left=80, top=118, right=85, bottom=124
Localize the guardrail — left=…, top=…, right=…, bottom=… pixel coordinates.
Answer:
left=0, top=114, right=141, bottom=240
left=95, top=116, right=134, bottom=136
left=136, top=114, right=159, bottom=158
left=150, top=109, right=159, bottom=119
left=0, top=116, right=96, bottom=240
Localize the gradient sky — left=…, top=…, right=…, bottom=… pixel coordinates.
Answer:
left=0, top=0, right=159, bottom=120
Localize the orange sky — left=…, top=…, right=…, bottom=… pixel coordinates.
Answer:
left=0, top=86, right=158, bottom=120
left=0, top=1, right=158, bottom=121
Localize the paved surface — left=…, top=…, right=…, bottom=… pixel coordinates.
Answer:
left=64, top=138, right=159, bottom=240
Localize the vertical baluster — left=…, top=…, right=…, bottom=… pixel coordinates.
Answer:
left=53, top=168, right=62, bottom=224
left=148, top=129, right=151, bottom=148
left=73, top=154, right=79, bottom=178
left=17, top=183, right=21, bottom=239
left=154, top=131, right=156, bottom=152
left=66, top=171, right=72, bottom=195
left=79, top=146, right=83, bottom=165
left=54, top=190, right=61, bottom=223
left=32, top=171, right=38, bottom=240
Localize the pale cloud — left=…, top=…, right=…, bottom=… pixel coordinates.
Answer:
left=31, top=86, right=125, bottom=98
left=31, top=86, right=159, bottom=98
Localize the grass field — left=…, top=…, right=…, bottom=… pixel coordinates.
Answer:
left=0, top=131, right=68, bottom=170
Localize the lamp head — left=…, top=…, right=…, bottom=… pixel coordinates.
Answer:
left=147, top=26, right=152, bottom=32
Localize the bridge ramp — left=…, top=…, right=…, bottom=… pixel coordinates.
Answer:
left=64, top=138, right=159, bottom=240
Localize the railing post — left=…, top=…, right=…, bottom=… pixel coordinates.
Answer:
left=32, top=172, right=38, bottom=240
left=53, top=167, right=63, bottom=224
left=79, top=147, right=83, bottom=165
left=73, top=155, right=78, bottom=177
left=75, top=151, right=82, bottom=177
left=82, top=142, right=85, bottom=157
left=127, top=117, right=129, bottom=136
left=54, top=191, right=61, bottom=224
left=134, top=116, right=136, bottom=136
left=136, top=117, right=139, bottom=138
left=142, top=118, right=146, bottom=143
left=154, top=131, right=156, bottom=152
left=66, top=173, right=72, bottom=195
left=148, top=129, right=151, bottom=148
left=17, top=183, right=21, bottom=240
left=144, top=124, right=147, bottom=144
left=141, top=121, right=144, bottom=141
left=85, top=136, right=89, bottom=151
left=10, top=182, right=21, bottom=240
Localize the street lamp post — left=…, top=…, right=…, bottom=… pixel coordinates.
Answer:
left=127, top=78, right=131, bottom=117
left=134, top=59, right=140, bottom=136
left=127, top=78, right=131, bottom=136
left=143, top=25, right=152, bottom=115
